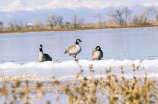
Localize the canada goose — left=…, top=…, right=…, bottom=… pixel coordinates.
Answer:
left=64, top=39, right=82, bottom=58
left=91, top=46, right=103, bottom=60
left=37, top=44, right=52, bottom=62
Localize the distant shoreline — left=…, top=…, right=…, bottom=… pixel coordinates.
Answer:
left=0, top=25, right=158, bottom=34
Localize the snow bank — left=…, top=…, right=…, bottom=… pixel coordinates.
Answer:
left=0, top=59, right=158, bottom=70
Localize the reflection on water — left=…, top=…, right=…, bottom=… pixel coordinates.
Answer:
left=0, top=27, right=158, bottom=63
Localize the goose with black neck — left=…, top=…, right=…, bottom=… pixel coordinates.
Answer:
left=64, top=39, right=82, bottom=58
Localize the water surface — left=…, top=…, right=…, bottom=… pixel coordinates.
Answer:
left=0, top=27, right=158, bottom=78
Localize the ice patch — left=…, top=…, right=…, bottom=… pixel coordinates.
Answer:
left=0, top=59, right=158, bottom=70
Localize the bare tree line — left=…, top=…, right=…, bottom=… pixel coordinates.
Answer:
left=96, top=6, right=158, bottom=27
left=106, top=7, right=133, bottom=26
left=3, top=14, right=84, bottom=31
left=152, top=6, right=158, bottom=25
left=95, top=7, right=132, bottom=27
left=106, top=6, right=158, bottom=27
left=0, top=6, right=158, bottom=31
left=0, top=21, right=3, bottom=31
left=132, top=7, right=153, bottom=26
left=46, top=14, right=84, bottom=29
left=95, top=12, right=106, bottom=28
left=8, top=19, right=23, bottom=31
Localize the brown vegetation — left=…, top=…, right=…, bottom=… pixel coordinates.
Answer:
left=0, top=6, right=158, bottom=34
left=0, top=25, right=158, bottom=34
left=0, top=60, right=158, bottom=104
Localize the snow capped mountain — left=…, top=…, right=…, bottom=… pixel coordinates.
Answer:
left=0, top=1, right=36, bottom=12
left=40, top=0, right=84, bottom=10
left=0, top=0, right=158, bottom=26
left=1, top=0, right=158, bottom=12
left=142, top=2, right=158, bottom=7
left=83, top=2, right=135, bottom=9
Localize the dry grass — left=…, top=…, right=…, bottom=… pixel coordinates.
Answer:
left=0, top=25, right=158, bottom=34
left=0, top=60, right=158, bottom=104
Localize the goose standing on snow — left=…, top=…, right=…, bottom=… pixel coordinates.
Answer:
left=37, top=44, right=52, bottom=62
left=64, top=39, right=82, bottom=58
left=91, top=46, right=103, bottom=60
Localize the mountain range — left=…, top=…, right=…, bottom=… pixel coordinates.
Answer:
left=0, top=0, right=158, bottom=26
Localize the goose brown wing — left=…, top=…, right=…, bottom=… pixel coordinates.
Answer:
left=68, top=45, right=76, bottom=50
left=67, top=45, right=76, bottom=53
left=44, top=53, right=52, bottom=61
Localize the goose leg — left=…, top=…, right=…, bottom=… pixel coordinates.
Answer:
left=73, top=55, right=77, bottom=58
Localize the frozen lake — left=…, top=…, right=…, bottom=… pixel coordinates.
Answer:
left=0, top=27, right=158, bottom=79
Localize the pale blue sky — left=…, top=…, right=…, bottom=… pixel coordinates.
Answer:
left=0, top=0, right=158, bottom=6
